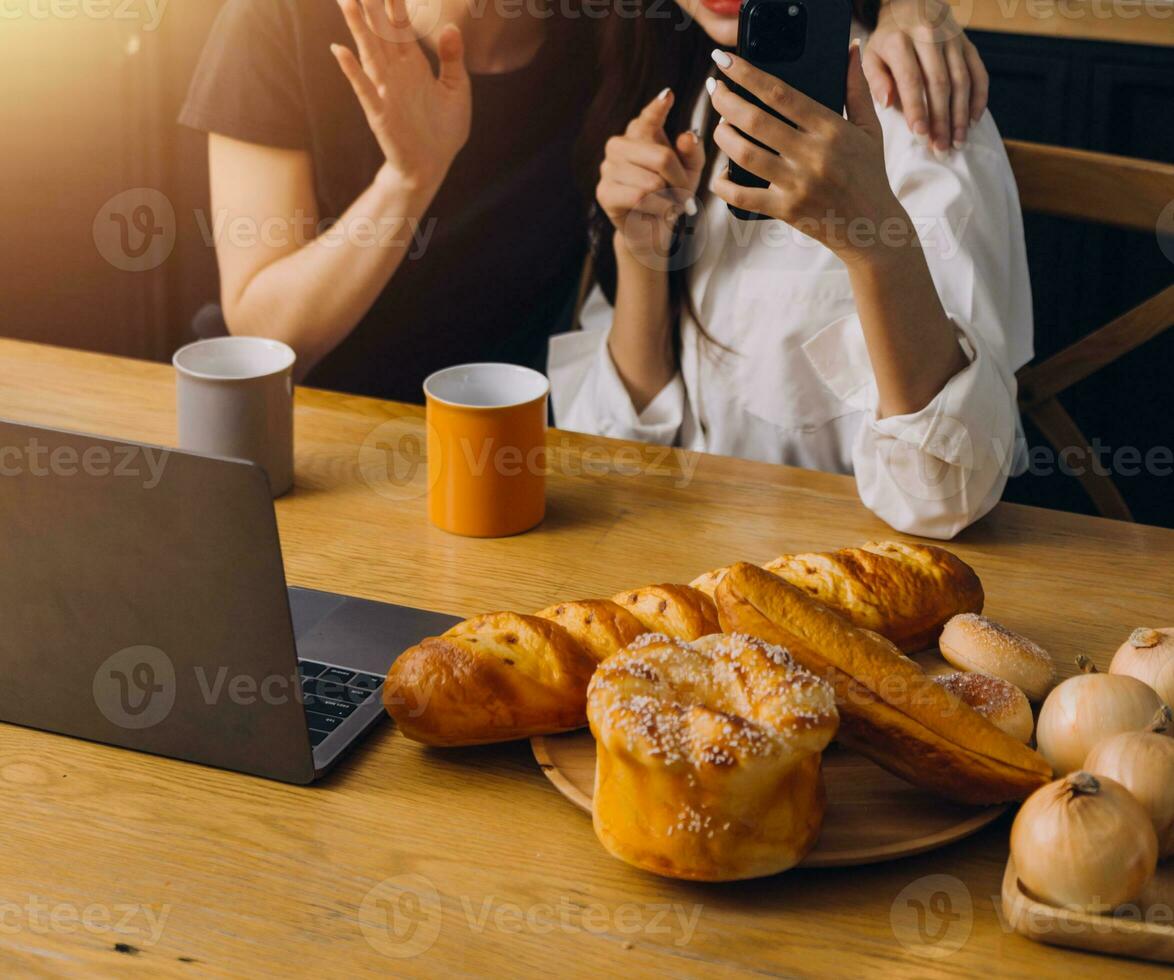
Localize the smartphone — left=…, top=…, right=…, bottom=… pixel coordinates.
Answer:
left=727, top=0, right=853, bottom=221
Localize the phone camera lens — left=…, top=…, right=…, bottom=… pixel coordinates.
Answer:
left=788, top=4, right=799, bottom=13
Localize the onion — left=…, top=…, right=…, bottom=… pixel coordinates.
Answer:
left=1084, top=707, right=1174, bottom=858
left=1036, top=656, right=1164, bottom=775
left=1011, top=771, right=1158, bottom=913
left=1110, top=627, right=1174, bottom=706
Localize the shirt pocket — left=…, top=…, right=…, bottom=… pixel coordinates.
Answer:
left=721, top=269, right=860, bottom=431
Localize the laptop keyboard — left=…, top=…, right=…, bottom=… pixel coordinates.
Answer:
left=298, top=661, right=385, bottom=747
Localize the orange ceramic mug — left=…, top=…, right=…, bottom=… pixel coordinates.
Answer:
left=423, top=363, right=549, bottom=537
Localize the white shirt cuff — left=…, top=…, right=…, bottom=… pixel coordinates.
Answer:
left=549, top=327, right=685, bottom=444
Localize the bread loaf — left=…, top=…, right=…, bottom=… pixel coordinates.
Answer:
left=693, top=541, right=983, bottom=652
left=387, top=587, right=720, bottom=746
left=588, top=633, right=838, bottom=880
left=715, top=563, right=1052, bottom=804
left=384, top=612, right=597, bottom=746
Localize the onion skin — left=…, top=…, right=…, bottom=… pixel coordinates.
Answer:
left=1084, top=722, right=1174, bottom=858
left=1011, top=772, right=1158, bottom=913
left=1036, top=671, right=1163, bottom=775
left=1110, top=628, right=1174, bottom=706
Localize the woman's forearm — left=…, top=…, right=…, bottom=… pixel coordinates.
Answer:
left=845, top=218, right=970, bottom=419
left=606, top=234, right=676, bottom=413
left=224, top=165, right=439, bottom=377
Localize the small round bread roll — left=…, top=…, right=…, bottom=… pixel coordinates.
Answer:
left=587, top=633, right=838, bottom=881
left=933, top=672, right=1035, bottom=744
left=939, top=613, right=1055, bottom=701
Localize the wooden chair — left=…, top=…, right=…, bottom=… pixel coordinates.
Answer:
left=1006, top=140, right=1174, bottom=521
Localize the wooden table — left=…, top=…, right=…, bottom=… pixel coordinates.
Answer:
left=1, top=337, right=1171, bottom=978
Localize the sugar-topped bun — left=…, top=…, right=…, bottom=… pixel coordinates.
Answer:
left=933, top=672, right=1035, bottom=744
left=586, top=633, right=839, bottom=881
left=940, top=614, right=1056, bottom=702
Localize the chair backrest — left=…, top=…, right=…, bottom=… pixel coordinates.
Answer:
left=1005, top=140, right=1174, bottom=233
left=1007, top=139, right=1174, bottom=522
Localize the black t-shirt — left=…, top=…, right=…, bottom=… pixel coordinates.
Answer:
left=180, top=0, right=594, bottom=403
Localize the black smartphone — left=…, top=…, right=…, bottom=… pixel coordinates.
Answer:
left=727, top=0, right=853, bottom=220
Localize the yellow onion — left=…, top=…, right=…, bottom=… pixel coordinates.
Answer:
left=1110, top=628, right=1174, bottom=707
left=1036, top=656, right=1164, bottom=775
left=1084, top=707, right=1174, bottom=858
left=1011, top=771, right=1158, bottom=913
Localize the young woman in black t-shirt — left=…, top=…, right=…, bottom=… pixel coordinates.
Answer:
left=182, top=0, right=989, bottom=402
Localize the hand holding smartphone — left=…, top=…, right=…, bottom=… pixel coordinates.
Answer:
left=727, top=0, right=853, bottom=220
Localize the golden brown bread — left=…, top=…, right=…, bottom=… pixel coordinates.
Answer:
left=715, top=563, right=1052, bottom=804
left=388, top=586, right=718, bottom=746
left=588, top=633, right=839, bottom=880
left=693, top=541, right=983, bottom=653
left=533, top=600, right=647, bottom=664
left=610, top=584, right=720, bottom=640
left=384, top=612, right=597, bottom=746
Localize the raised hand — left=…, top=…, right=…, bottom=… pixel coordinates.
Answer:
left=863, top=0, right=989, bottom=152
left=596, top=89, right=706, bottom=266
left=331, top=0, right=472, bottom=193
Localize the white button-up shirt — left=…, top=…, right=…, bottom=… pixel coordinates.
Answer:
left=548, top=94, right=1033, bottom=541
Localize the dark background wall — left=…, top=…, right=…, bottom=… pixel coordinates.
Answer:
left=0, top=7, right=1170, bottom=526
left=971, top=31, right=1174, bottom=528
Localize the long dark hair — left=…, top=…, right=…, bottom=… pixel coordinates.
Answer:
left=576, top=1, right=881, bottom=340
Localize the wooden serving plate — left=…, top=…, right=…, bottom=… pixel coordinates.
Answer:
left=1001, top=856, right=1174, bottom=964
left=532, top=730, right=1008, bottom=868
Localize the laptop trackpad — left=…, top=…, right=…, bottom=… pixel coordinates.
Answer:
left=291, top=588, right=461, bottom=676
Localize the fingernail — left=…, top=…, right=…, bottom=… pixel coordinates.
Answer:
left=953, top=135, right=966, bottom=150
left=689, top=128, right=702, bottom=144
left=706, top=78, right=717, bottom=96
left=933, top=147, right=951, bottom=163
left=913, top=120, right=929, bottom=136
left=330, top=44, right=342, bottom=56
left=658, top=86, right=671, bottom=101
left=711, top=49, right=733, bottom=69
left=684, top=197, right=699, bottom=217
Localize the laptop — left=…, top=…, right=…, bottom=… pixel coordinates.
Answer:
left=0, top=418, right=460, bottom=783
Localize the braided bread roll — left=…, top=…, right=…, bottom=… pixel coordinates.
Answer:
left=386, top=586, right=719, bottom=746
left=692, top=541, right=983, bottom=653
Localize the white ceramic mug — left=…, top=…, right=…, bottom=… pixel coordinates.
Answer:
left=173, top=337, right=296, bottom=497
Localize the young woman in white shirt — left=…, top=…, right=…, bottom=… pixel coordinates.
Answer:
left=550, top=0, right=1032, bottom=540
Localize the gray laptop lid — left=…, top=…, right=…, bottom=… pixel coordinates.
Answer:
left=0, top=419, right=316, bottom=783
